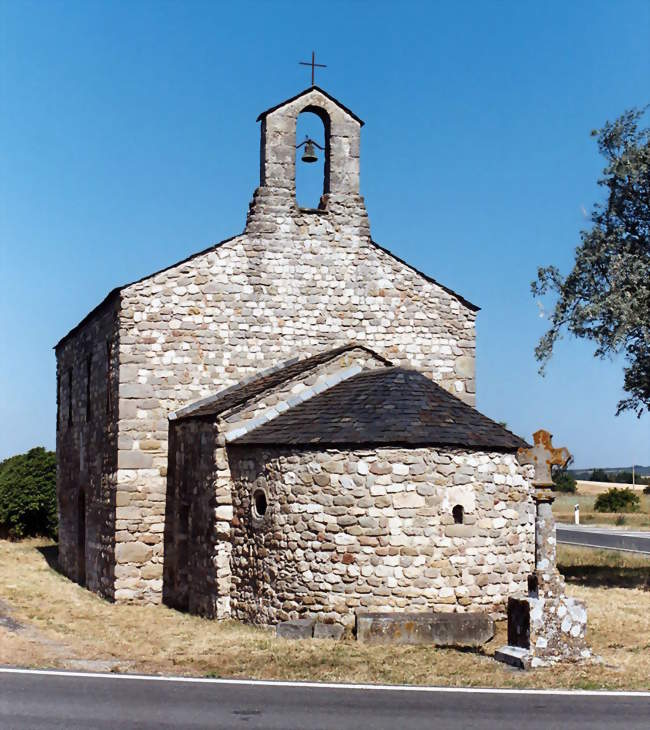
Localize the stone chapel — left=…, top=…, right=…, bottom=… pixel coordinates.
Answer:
left=55, top=86, right=535, bottom=628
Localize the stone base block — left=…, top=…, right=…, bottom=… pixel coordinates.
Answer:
left=355, top=611, right=494, bottom=647
left=496, top=588, right=591, bottom=669
left=313, top=623, right=345, bottom=640
left=494, top=645, right=531, bottom=669
left=276, top=619, right=314, bottom=639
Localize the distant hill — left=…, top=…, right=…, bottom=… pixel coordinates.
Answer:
left=569, top=465, right=650, bottom=479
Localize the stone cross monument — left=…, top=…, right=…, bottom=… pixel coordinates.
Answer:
left=495, top=430, right=591, bottom=668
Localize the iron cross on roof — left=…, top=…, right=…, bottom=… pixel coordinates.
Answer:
left=299, top=51, right=326, bottom=86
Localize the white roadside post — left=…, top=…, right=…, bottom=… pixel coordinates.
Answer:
left=574, top=504, right=580, bottom=525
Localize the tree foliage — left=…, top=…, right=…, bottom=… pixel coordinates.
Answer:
left=613, top=471, right=634, bottom=484
left=0, top=447, right=57, bottom=539
left=588, top=469, right=611, bottom=483
left=594, top=487, right=641, bottom=513
left=532, top=107, right=650, bottom=417
left=552, top=467, right=577, bottom=493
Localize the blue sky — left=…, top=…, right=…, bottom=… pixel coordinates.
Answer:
left=1, top=0, right=648, bottom=467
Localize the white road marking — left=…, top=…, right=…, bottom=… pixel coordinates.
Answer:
left=558, top=524, right=650, bottom=538
left=0, top=667, right=649, bottom=698
left=556, top=539, right=650, bottom=555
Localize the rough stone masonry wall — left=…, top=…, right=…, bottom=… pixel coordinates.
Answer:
left=108, top=88, right=477, bottom=602
left=162, top=418, right=221, bottom=615
left=55, top=300, right=120, bottom=598
left=163, top=347, right=390, bottom=618
left=228, top=446, right=534, bottom=629
left=116, top=235, right=476, bottom=601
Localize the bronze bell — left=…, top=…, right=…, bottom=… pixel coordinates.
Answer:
left=301, top=140, right=318, bottom=163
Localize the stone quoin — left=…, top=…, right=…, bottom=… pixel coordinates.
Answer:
left=55, top=85, right=535, bottom=627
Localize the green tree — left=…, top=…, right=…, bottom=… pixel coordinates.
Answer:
left=594, top=487, right=641, bottom=513
left=589, top=469, right=611, bottom=483
left=552, top=468, right=577, bottom=493
left=532, top=107, right=650, bottom=417
left=0, top=447, right=57, bottom=539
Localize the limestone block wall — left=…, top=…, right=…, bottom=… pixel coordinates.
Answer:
left=228, top=446, right=534, bottom=628
left=55, top=300, right=120, bottom=598
left=115, top=227, right=476, bottom=602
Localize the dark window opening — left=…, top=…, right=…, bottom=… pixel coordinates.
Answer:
left=253, top=489, right=268, bottom=519
left=86, top=355, right=92, bottom=422
left=67, top=368, right=73, bottom=427
left=56, top=371, right=61, bottom=431
left=452, top=504, right=464, bottom=524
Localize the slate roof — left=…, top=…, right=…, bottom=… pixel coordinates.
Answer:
left=233, top=367, right=528, bottom=452
left=171, top=344, right=392, bottom=421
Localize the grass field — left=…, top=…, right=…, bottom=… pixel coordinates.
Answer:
left=553, top=492, right=650, bottom=529
left=1, top=540, right=649, bottom=690
left=575, top=480, right=648, bottom=495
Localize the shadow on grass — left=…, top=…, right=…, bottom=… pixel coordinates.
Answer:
left=559, top=563, right=650, bottom=590
left=36, top=544, right=63, bottom=576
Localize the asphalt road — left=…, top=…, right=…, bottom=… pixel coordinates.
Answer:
left=1, top=670, right=649, bottom=730
left=557, top=524, right=650, bottom=554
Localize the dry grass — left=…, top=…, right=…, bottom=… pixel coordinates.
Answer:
left=553, top=493, right=650, bottom=529
left=575, top=480, right=647, bottom=495
left=1, top=540, right=649, bottom=690
left=557, top=544, right=650, bottom=591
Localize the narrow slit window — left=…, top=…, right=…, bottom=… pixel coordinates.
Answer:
left=86, top=355, right=92, bottom=422
left=56, top=371, right=61, bottom=431
left=67, top=368, right=73, bottom=427
left=452, top=504, right=464, bottom=524
left=252, top=489, right=268, bottom=519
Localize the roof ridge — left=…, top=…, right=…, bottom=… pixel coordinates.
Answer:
left=233, top=366, right=528, bottom=451
left=256, top=86, right=364, bottom=126
left=369, top=239, right=479, bottom=312
left=171, top=343, right=392, bottom=421
left=54, top=233, right=243, bottom=349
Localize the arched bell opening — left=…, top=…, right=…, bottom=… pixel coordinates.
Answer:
left=295, top=106, right=330, bottom=209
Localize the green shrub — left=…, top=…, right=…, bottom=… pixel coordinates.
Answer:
left=594, top=487, right=641, bottom=514
left=552, top=469, right=577, bottom=493
left=0, top=447, right=57, bottom=539
left=644, top=484, right=650, bottom=495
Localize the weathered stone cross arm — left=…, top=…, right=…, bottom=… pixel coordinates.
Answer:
left=516, top=429, right=571, bottom=487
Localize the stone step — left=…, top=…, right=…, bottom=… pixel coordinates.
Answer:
left=355, top=611, right=494, bottom=647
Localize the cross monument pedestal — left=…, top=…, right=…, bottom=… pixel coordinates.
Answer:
left=495, top=430, right=591, bottom=669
